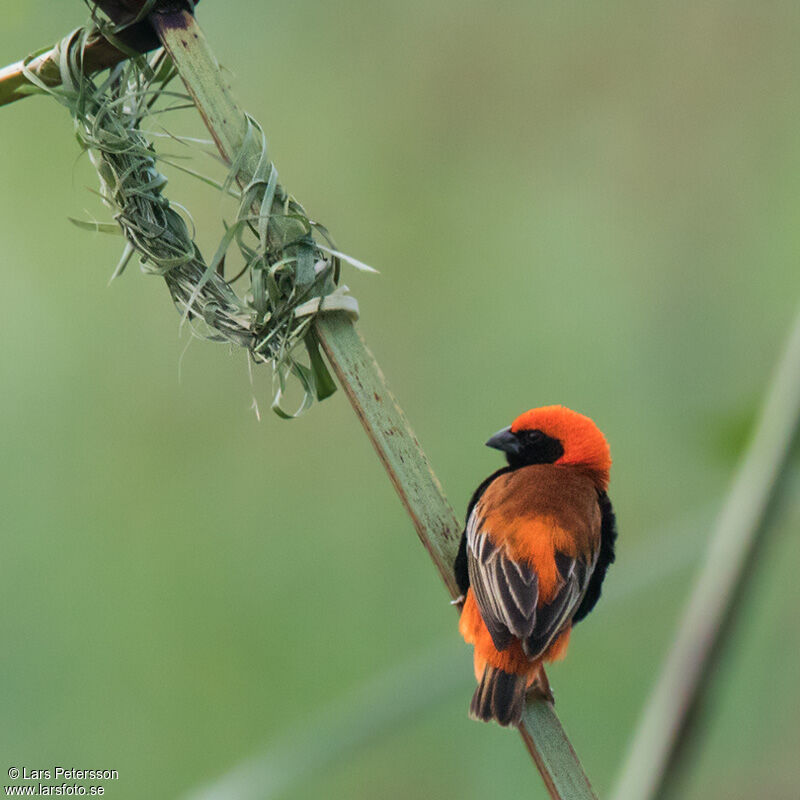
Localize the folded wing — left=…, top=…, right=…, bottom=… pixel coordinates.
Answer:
left=466, top=509, right=596, bottom=660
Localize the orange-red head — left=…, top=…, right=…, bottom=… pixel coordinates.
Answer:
left=486, top=405, right=611, bottom=488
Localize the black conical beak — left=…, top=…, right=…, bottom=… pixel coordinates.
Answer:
left=485, top=426, right=521, bottom=455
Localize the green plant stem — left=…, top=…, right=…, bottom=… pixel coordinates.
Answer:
left=314, top=313, right=462, bottom=594
left=151, top=7, right=596, bottom=798
left=612, top=307, right=800, bottom=800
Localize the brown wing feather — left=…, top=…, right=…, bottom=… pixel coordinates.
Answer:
left=521, top=553, right=593, bottom=658
left=466, top=465, right=602, bottom=660
left=466, top=511, right=538, bottom=651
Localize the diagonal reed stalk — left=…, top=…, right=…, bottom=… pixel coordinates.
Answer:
left=146, top=7, right=596, bottom=798
left=612, top=307, right=800, bottom=800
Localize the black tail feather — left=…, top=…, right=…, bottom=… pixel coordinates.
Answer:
left=469, top=665, right=526, bottom=727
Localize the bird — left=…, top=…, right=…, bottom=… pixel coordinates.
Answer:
left=454, top=405, right=617, bottom=727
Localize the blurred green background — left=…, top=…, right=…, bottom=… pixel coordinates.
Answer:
left=2, top=2, right=799, bottom=798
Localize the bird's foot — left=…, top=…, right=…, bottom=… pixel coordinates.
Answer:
left=450, top=594, right=465, bottom=607
left=529, top=684, right=555, bottom=705
left=528, top=667, right=555, bottom=705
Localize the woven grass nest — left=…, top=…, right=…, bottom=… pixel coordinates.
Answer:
left=24, top=21, right=374, bottom=417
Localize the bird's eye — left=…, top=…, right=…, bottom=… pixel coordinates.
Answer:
left=514, top=429, right=564, bottom=464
